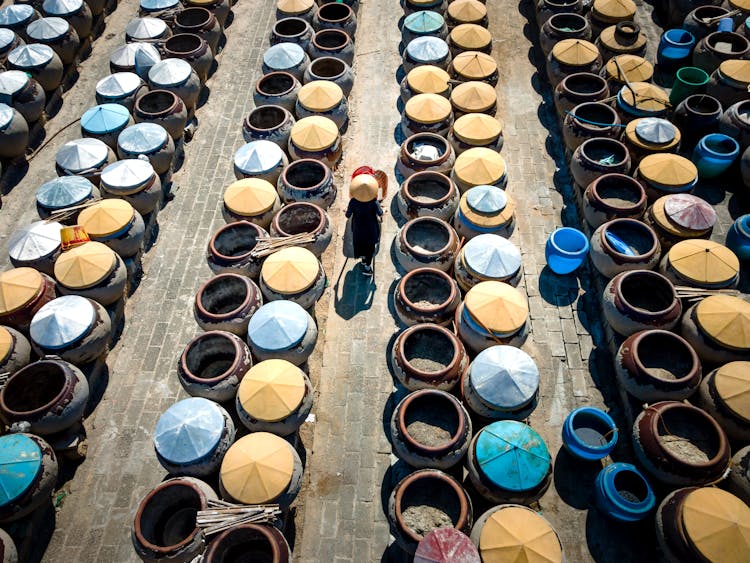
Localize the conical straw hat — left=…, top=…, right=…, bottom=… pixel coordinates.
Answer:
left=350, top=174, right=379, bottom=202
left=0, top=268, right=43, bottom=316
left=453, top=148, right=506, bottom=185
left=605, top=55, right=653, bottom=83
left=447, top=0, right=487, bottom=23
left=261, top=246, right=319, bottom=294
left=277, top=0, right=313, bottom=15
left=479, top=505, right=563, bottom=563
left=681, top=488, right=750, bottom=561
left=297, top=80, right=343, bottom=112
left=54, top=241, right=116, bottom=289
left=290, top=116, right=339, bottom=151
left=406, top=65, right=450, bottom=95
left=720, top=60, right=750, bottom=85
left=405, top=93, right=452, bottom=124
left=714, top=361, right=750, bottom=423
left=593, top=0, right=636, bottom=20
left=668, top=240, right=739, bottom=285
left=452, top=51, right=497, bottom=79
left=464, top=281, right=528, bottom=334
left=639, top=154, right=697, bottom=187
left=552, top=39, right=600, bottom=66
left=696, top=295, right=750, bottom=351
left=223, top=178, right=278, bottom=216
left=619, top=82, right=669, bottom=113
left=451, top=81, right=496, bottom=112
left=450, top=24, right=491, bottom=50
left=452, top=113, right=503, bottom=145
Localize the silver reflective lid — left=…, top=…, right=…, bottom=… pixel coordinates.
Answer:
left=263, top=42, right=306, bottom=70
left=0, top=5, right=35, bottom=26
left=247, top=300, right=309, bottom=351
left=0, top=29, right=17, bottom=51
left=404, top=10, right=444, bottom=34
left=30, top=295, right=96, bottom=350
left=80, top=103, right=131, bottom=135
left=117, top=122, right=168, bottom=154
left=0, top=71, right=30, bottom=98
left=466, top=184, right=507, bottom=213
left=148, top=58, right=192, bottom=87
left=56, top=138, right=110, bottom=171
left=101, top=159, right=154, bottom=190
left=110, top=42, right=159, bottom=68
left=27, top=17, right=70, bottom=41
left=153, top=397, right=225, bottom=464
left=8, top=44, right=55, bottom=68
left=8, top=220, right=62, bottom=261
left=95, top=72, right=143, bottom=99
left=0, top=103, right=14, bottom=129
left=42, top=0, right=84, bottom=16
left=140, top=0, right=179, bottom=11
left=234, top=140, right=284, bottom=173
left=462, top=234, right=521, bottom=279
left=36, top=176, right=95, bottom=209
left=635, top=117, right=676, bottom=145
left=470, top=345, right=539, bottom=410
left=405, top=36, right=449, bottom=63
left=126, top=17, right=168, bottom=40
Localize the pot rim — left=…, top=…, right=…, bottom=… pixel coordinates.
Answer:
left=402, top=171, right=454, bottom=207
left=587, top=173, right=646, bottom=213
left=600, top=218, right=658, bottom=261
left=402, top=132, right=451, bottom=165
left=398, top=267, right=458, bottom=312
left=272, top=16, right=310, bottom=40
left=401, top=216, right=456, bottom=256
left=271, top=201, right=327, bottom=236
left=164, top=33, right=208, bottom=58
left=626, top=329, right=701, bottom=385
left=179, top=330, right=246, bottom=384
left=308, top=56, right=348, bottom=80
left=547, top=12, right=588, bottom=33
left=244, top=105, right=291, bottom=133
left=311, top=28, right=351, bottom=52
left=195, top=273, right=256, bottom=320
left=280, top=158, right=331, bottom=192
left=209, top=220, right=266, bottom=262
left=397, top=323, right=461, bottom=380
left=175, top=7, right=216, bottom=31
left=559, top=72, right=609, bottom=100
left=613, top=270, right=678, bottom=317
left=579, top=137, right=630, bottom=167
left=203, top=523, right=285, bottom=561
left=255, top=71, right=298, bottom=97
left=0, top=359, right=73, bottom=419
left=397, top=389, right=466, bottom=453
left=317, top=2, right=353, bottom=23
left=135, top=89, right=183, bottom=117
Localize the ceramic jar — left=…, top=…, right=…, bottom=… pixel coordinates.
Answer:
left=395, top=216, right=459, bottom=272
left=582, top=173, right=647, bottom=228
left=53, top=242, right=127, bottom=306
left=243, top=105, right=295, bottom=149
left=397, top=171, right=460, bottom=221
left=95, top=72, right=147, bottom=112
left=147, top=58, right=202, bottom=114
left=303, top=56, right=353, bottom=96
left=0, top=70, right=46, bottom=123
left=698, top=361, right=750, bottom=443
left=206, top=221, right=269, bottom=279
left=163, top=33, right=213, bottom=84
left=307, top=29, right=354, bottom=66
left=253, top=71, right=301, bottom=112
left=562, top=101, right=621, bottom=152
left=570, top=137, right=631, bottom=188
left=270, top=202, right=332, bottom=257
left=397, top=133, right=455, bottom=179
left=100, top=159, right=162, bottom=216
left=133, top=89, right=188, bottom=141
left=174, top=7, right=221, bottom=54
left=553, top=72, right=610, bottom=117
left=193, top=274, right=263, bottom=335
left=680, top=295, right=750, bottom=365
left=277, top=158, right=336, bottom=208
left=393, top=267, right=461, bottom=327
left=117, top=122, right=175, bottom=175
left=589, top=218, right=661, bottom=278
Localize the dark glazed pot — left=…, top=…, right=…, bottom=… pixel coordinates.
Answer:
left=307, top=29, right=354, bottom=66
left=203, top=524, right=291, bottom=563
left=243, top=105, right=295, bottom=149
left=698, top=362, right=750, bottom=443
left=302, top=56, right=353, bottom=96
left=134, top=89, right=188, bottom=140
left=206, top=221, right=269, bottom=279
left=540, top=13, right=591, bottom=57
left=270, top=201, right=332, bottom=257
left=672, top=94, right=722, bottom=150
left=681, top=6, right=728, bottom=41
left=397, top=171, right=460, bottom=221
left=692, top=31, right=750, bottom=73
left=570, top=137, right=631, bottom=188
left=719, top=100, right=750, bottom=150
left=582, top=173, right=646, bottom=228
left=163, top=33, right=213, bottom=84
left=553, top=72, right=609, bottom=117
left=193, top=273, right=263, bottom=336
left=312, top=2, right=356, bottom=37
left=394, top=268, right=461, bottom=327
left=277, top=158, right=335, bottom=208
left=253, top=71, right=301, bottom=112
left=562, top=102, right=621, bottom=152
left=397, top=132, right=455, bottom=178
left=174, top=7, right=221, bottom=54
left=271, top=17, right=313, bottom=50
left=395, top=216, right=459, bottom=272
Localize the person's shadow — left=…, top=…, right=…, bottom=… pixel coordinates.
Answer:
left=333, top=257, right=377, bottom=320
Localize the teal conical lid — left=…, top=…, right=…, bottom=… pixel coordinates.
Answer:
left=0, top=434, right=42, bottom=507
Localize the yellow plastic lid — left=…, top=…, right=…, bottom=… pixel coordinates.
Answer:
left=0, top=268, right=43, bottom=316
left=290, top=116, right=339, bottom=151
left=682, top=488, right=750, bottom=562
left=452, top=113, right=503, bottom=145
left=238, top=359, right=305, bottom=422
left=464, top=281, right=528, bottom=334
left=276, top=0, right=313, bottom=14
left=459, top=190, right=516, bottom=228
left=551, top=39, right=600, bottom=66
left=479, top=506, right=563, bottom=563
left=350, top=174, right=379, bottom=202
left=297, top=80, right=344, bottom=112
left=625, top=119, right=680, bottom=151
left=720, top=60, right=750, bottom=85
left=447, top=0, right=487, bottom=23
left=261, top=246, right=319, bottom=294
left=54, top=241, right=116, bottom=289
left=450, top=24, right=492, bottom=50
left=0, top=326, right=11, bottom=362
left=668, top=240, right=740, bottom=285
left=450, top=81, right=497, bottom=113
left=619, top=82, right=669, bottom=113
left=696, top=295, right=750, bottom=351
left=452, top=51, right=497, bottom=79
left=639, top=154, right=697, bottom=187
left=599, top=24, right=646, bottom=53
left=453, top=147, right=506, bottom=185
left=714, top=361, right=750, bottom=423
left=593, top=0, right=636, bottom=20
left=729, top=0, right=750, bottom=12
left=78, top=199, right=135, bottom=237
left=220, top=432, right=294, bottom=504
left=404, top=93, right=452, bottom=124
left=406, top=65, right=451, bottom=95
left=604, top=55, right=654, bottom=83
left=223, top=178, right=278, bottom=216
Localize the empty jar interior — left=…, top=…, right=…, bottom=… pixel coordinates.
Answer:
left=404, top=328, right=455, bottom=373
left=185, top=333, right=236, bottom=380
left=565, top=73, right=606, bottom=96
left=571, top=410, right=613, bottom=448
left=405, top=220, right=450, bottom=253
left=605, top=221, right=655, bottom=255
left=315, top=29, right=348, bottom=49
left=403, top=271, right=452, bottom=308
left=2, top=363, right=66, bottom=414
left=403, top=393, right=459, bottom=448
left=200, top=276, right=249, bottom=315
left=405, top=175, right=450, bottom=204
left=274, top=18, right=308, bottom=37
left=165, top=33, right=203, bottom=55
left=309, top=57, right=345, bottom=78
left=636, top=332, right=694, bottom=381
left=684, top=94, right=720, bottom=116
left=248, top=106, right=287, bottom=130
left=703, top=135, right=738, bottom=156
left=258, top=73, right=295, bottom=95
left=693, top=6, right=728, bottom=22
left=213, top=222, right=261, bottom=258
left=613, top=469, right=649, bottom=504
left=139, top=484, right=201, bottom=548
left=594, top=175, right=642, bottom=208
left=619, top=273, right=674, bottom=313
left=284, top=160, right=326, bottom=189
left=549, top=13, right=587, bottom=32
left=137, top=91, right=177, bottom=115
left=399, top=476, right=461, bottom=538
left=176, top=8, right=211, bottom=28
left=406, top=136, right=447, bottom=161
left=657, top=407, right=720, bottom=464
left=581, top=139, right=628, bottom=166
left=573, top=103, right=617, bottom=129
left=275, top=204, right=323, bottom=235
left=210, top=527, right=277, bottom=562
left=318, top=3, right=350, bottom=21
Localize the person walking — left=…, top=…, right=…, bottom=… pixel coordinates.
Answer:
left=346, top=170, right=384, bottom=276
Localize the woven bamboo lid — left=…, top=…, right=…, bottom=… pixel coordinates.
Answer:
left=0, top=327, right=11, bottom=362
left=720, top=60, right=750, bottom=85
left=78, top=199, right=135, bottom=237
left=220, top=432, right=294, bottom=504
left=277, top=0, right=313, bottom=14
left=592, top=0, right=636, bottom=20
left=450, top=23, right=491, bottom=50
left=619, top=82, right=669, bottom=113
left=714, top=362, right=750, bottom=423
left=668, top=240, right=740, bottom=285
left=459, top=186, right=516, bottom=227
left=453, top=147, right=506, bottom=185
left=464, top=281, right=528, bottom=334
left=223, top=178, right=278, bottom=216
left=451, top=81, right=496, bottom=113
left=625, top=119, right=680, bottom=151
left=639, top=154, right=697, bottom=187
left=406, top=65, right=451, bottom=95
left=452, top=51, right=497, bottom=79
left=599, top=24, right=646, bottom=53
left=729, top=0, right=750, bottom=11
left=452, top=113, right=503, bottom=144
left=479, top=506, right=563, bottom=563
left=447, top=0, right=487, bottom=23
left=681, top=488, right=750, bottom=562
left=551, top=39, right=599, bottom=66
left=290, top=116, right=338, bottom=151
left=261, top=246, right=319, bottom=294
left=297, top=80, right=343, bottom=112
left=0, top=268, right=43, bottom=316
left=238, top=359, right=305, bottom=422
left=604, top=55, right=653, bottom=83
left=696, top=295, right=750, bottom=351
left=405, top=93, right=452, bottom=124
left=54, top=241, right=116, bottom=289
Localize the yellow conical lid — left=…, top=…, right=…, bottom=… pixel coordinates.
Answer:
left=223, top=178, right=278, bottom=216
left=625, top=119, right=680, bottom=151
left=479, top=506, right=563, bottom=563
left=619, top=82, right=669, bottom=113
left=714, top=361, right=750, bottom=423
left=459, top=189, right=516, bottom=227
left=54, top=241, right=116, bottom=289
left=593, top=0, right=636, bottom=20
left=650, top=198, right=685, bottom=237
left=238, top=359, right=305, bottom=422
left=668, top=240, right=740, bottom=285
left=0, top=326, right=11, bottom=362
left=729, top=0, right=750, bottom=11
left=405, top=93, right=452, bottom=124
left=220, top=432, right=294, bottom=504
left=0, top=268, right=43, bottom=316
left=78, top=199, right=135, bottom=237
left=297, top=80, right=344, bottom=112
left=696, top=295, right=750, bottom=351
left=447, top=0, right=487, bottom=23
left=290, top=116, right=339, bottom=151
left=604, top=55, right=654, bottom=83
left=599, top=24, right=646, bottom=53
left=450, top=81, right=497, bottom=113
left=452, top=51, right=497, bottom=79
left=276, top=0, right=313, bottom=14
left=551, top=39, right=600, bottom=66
left=453, top=147, right=506, bottom=185
left=639, top=154, right=697, bottom=187
left=465, top=280, right=528, bottom=334
left=450, top=24, right=492, bottom=51
left=406, top=65, right=451, bottom=95
left=452, top=113, right=503, bottom=145
left=261, top=246, right=319, bottom=294
left=720, top=60, right=750, bottom=85
left=682, top=488, right=750, bottom=562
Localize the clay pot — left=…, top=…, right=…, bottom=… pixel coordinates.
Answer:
left=277, top=158, right=335, bottom=208
left=680, top=297, right=750, bottom=365
left=95, top=72, right=147, bottom=113
left=0, top=269, right=57, bottom=333
left=546, top=41, right=603, bottom=87
left=397, top=133, right=455, bottom=179
left=570, top=137, right=631, bottom=188
left=253, top=72, right=301, bottom=113
left=117, top=123, right=175, bottom=176
left=540, top=13, right=591, bottom=57
left=26, top=16, right=80, bottom=65
left=589, top=218, right=660, bottom=277
left=582, top=173, right=647, bottom=228
left=271, top=17, right=313, bottom=50
left=726, top=446, right=750, bottom=505
left=302, top=56, right=353, bottom=96
left=672, top=94, right=723, bottom=150
left=393, top=268, right=461, bottom=327
left=536, top=0, right=582, bottom=26
left=596, top=21, right=647, bottom=62
left=693, top=31, right=750, bottom=74
left=397, top=171, right=459, bottom=221
left=100, top=160, right=162, bottom=216
left=562, top=101, right=621, bottom=152
left=0, top=104, right=29, bottom=159
left=174, top=7, right=221, bottom=54
left=42, top=0, right=92, bottom=38
left=307, top=29, right=353, bottom=66
left=206, top=221, right=269, bottom=279
left=185, top=0, right=230, bottom=28
left=203, top=525, right=291, bottom=563
left=0, top=325, right=31, bottom=376
left=242, top=105, right=295, bottom=149
left=134, top=89, right=188, bottom=141
left=7, top=44, right=63, bottom=92
left=719, top=100, right=750, bottom=150
left=312, top=2, right=356, bottom=37
left=147, top=58, right=201, bottom=114
left=269, top=202, right=332, bottom=257
left=682, top=6, right=729, bottom=41
left=163, top=33, right=213, bottom=84
left=193, top=274, right=263, bottom=335
left=698, top=362, right=750, bottom=443
left=0, top=70, right=46, bottom=123
left=395, top=217, right=459, bottom=272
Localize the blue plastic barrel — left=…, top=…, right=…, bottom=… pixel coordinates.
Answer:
left=562, top=407, right=618, bottom=461
left=545, top=227, right=590, bottom=274
left=718, top=18, right=734, bottom=32
left=692, top=133, right=740, bottom=178
left=594, top=463, right=655, bottom=522
left=726, top=214, right=750, bottom=261
left=656, top=29, right=695, bottom=70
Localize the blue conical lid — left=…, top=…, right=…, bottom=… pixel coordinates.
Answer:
left=30, top=295, right=95, bottom=350
left=406, top=36, right=449, bottom=63
left=475, top=420, right=551, bottom=492
left=117, top=122, right=168, bottom=154
left=247, top=300, right=309, bottom=351
left=27, top=17, right=69, bottom=42
left=0, top=434, right=42, bottom=507
left=8, top=44, right=54, bottom=68
left=56, top=138, right=110, bottom=172
left=0, top=28, right=18, bottom=51
left=36, top=176, right=95, bottom=209
left=263, top=42, right=305, bottom=70
left=148, top=58, right=192, bottom=87
left=81, top=103, right=131, bottom=135
left=139, top=0, right=179, bottom=11
left=470, top=345, right=539, bottom=410
left=42, top=0, right=84, bottom=17
left=154, top=398, right=225, bottom=464
left=234, top=140, right=284, bottom=173
left=466, top=184, right=507, bottom=213
left=95, top=72, right=142, bottom=99
left=8, top=220, right=62, bottom=262
left=0, top=5, right=36, bottom=26
left=462, top=234, right=521, bottom=280
left=404, top=10, right=444, bottom=34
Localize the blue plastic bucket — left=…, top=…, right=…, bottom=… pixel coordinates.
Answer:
left=657, top=29, right=695, bottom=69
left=692, top=133, right=740, bottom=178
left=561, top=407, right=618, bottom=461
left=594, top=463, right=655, bottom=522
left=726, top=214, right=750, bottom=261
left=545, top=227, right=590, bottom=274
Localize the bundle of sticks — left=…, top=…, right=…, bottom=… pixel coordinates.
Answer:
left=250, top=232, right=317, bottom=259
left=675, top=286, right=741, bottom=302
left=196, top=499, right=282, bottom=536
left=44, top=198, right=104, bottom=224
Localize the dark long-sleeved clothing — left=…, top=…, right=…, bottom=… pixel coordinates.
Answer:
left=346, top=198, right=383, bottom=264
